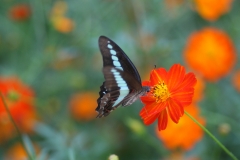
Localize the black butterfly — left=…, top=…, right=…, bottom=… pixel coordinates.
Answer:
left=96, top=36, right=150, bottom=118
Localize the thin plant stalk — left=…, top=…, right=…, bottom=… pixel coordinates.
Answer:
left=185, top=111, right=238, bottom=160
left=0, top=92, right=34, bottom=160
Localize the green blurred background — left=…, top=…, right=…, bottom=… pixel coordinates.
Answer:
left=0, top=0, right=240, bottom=159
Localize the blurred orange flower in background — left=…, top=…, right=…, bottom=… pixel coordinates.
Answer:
left=4, top=143, right=28, bottom=160
left=50, top=1, right=75, bottom=33
left=164, top=151, right=200, bottom=160
left=192, top=76, right=205, bottom=103
left=156, top=104, right=205, bottom=150
left=0, top=77, right=37, bottom=143
left=184, top=27, right=236, bottom=81
left=4, top=143, right=39, bottom=160
left=69, top=92, right=98, bottom=121
left=140, top=64, right=196, bottom=131
left=194, top=0, right=233, bottom=21
left=52, top=17, right=75, bottom=33
left=8, top=4, right=31, bottom=21
left=232, top=69, right=240, bottom=92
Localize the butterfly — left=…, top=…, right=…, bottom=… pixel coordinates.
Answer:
left=96, top=36, right=150, bottom=118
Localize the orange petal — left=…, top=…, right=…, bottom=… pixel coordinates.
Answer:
left=140, top=102, right=156, bottom=117
left=140, top=101, right=158, bottom=117
left=171, top=88, right=194, bottom=106
left=167, top=64, right=186, bottom=91
left=142, top=81, right=151, bottom=87
left=142, top=112, right=159, bottom=125
left=140, top=94, right=156, bottom=103
left=148, top=102, right=167, bottom=116
left=176, top=73, right=197, bottom=91
left=155, top=68, right=167, bottom=82
left=150, top=68, right=167, bottom=85
left=140, top=101, right=167, bottom=118
left=167, top=98, right=184, bottom=123
left=158, top=109, right=168, bottom=130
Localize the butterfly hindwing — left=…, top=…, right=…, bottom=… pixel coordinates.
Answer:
left=96, top=67, right=129, bottom=117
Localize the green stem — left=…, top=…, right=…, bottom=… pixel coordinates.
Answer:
left=185, top=111, right=238, bottom=160
left=0, top=92, right=34, bottom=160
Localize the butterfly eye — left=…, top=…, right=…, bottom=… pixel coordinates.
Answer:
left=144, top=86, right=150, bottom=92
left=147, top=88, right=150, bottom=92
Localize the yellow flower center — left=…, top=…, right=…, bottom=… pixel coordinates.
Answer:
left=152, top=81, right=170, bottom=103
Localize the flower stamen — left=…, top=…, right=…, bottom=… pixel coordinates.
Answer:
left=152, top=81, right=170, bottom=103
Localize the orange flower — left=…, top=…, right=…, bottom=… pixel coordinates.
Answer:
left=50, top=1, right=75, bottom=33
left=9, top=4, right=31, bottom=21
left=164, top=151, right=200, bottom=160
left=140, top=64, right=196, bottom=131
left=184, top=27, right=236, bottom=81
left=194, top=0, right=233, bottom=21
left=232, top=69, right=240, bottom=92
left=156, top=104, right=205, bottom=150
left=69, top=92, right=98, bottom=121
left=0, top=77, right=37, bottom=143
left=4, top=143, right=39, bottom=160
left=4, top=143, right=28, bottom=160
left=52, top=17, right=75, bottom=33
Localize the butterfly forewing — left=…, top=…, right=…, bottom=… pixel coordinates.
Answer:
left=98, top=36, right=142, bottom=83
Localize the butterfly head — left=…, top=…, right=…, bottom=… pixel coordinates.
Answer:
left=143, top=86, right=150, bottom=94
